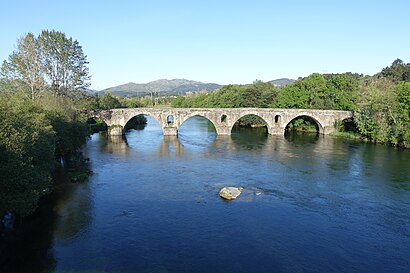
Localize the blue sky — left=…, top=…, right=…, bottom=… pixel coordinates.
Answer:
left=1, top=0, right=409, bottom=90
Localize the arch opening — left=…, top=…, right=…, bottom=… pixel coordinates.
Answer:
left=178, top=115, right=217, bottom=137
left=87, top=117, right=108, bottom=134
left=335, top=117, right=357, bottom=133
left=285, top=115, right=321, bottom=135
left=123, top=114, right=163, bottom=148
left=231, top=114, right=269, bottom=134
left=221, top=114, right=227, bottom=123
left=124, top=114, right=148, bottom=132
left=232, top=114, right=268, bottom=130
left=231, top=114, right=269, bottom=145
left=275, top=115, right=281, bottom=123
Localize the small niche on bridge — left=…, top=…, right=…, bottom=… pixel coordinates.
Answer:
left=221, top=114, right=227, bottom=123
left=87, top=117, right=108, bottom=134
left=275, top=115, right=281, bottom=123
left=167, top=115, right=175, bottom=125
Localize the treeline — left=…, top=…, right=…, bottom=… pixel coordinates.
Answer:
left=0, top=31, right=91, bottom=218
left=171, top=60, right=410, bottom=148
left=76, top=92, right=174, bottom=110
left=171, top=73, right=361, bottom=110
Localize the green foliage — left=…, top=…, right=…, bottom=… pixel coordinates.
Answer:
left=0, top=90, right=90, bottom=217
left=393, top=82, right=410, bottom=147
left=276, top=73, right=358, bottom=110
left=286, top=117, right=318, bottom=133
left=1, top=30, right=90, bottom=99
left=0, top=31, right=91, bottom=218
left=98, top=93, right=122, bottom=109
left=354, top=79, right=410, bottom=148
left=38, top=30, right=90, bottom=96
left=379, top=58, right=410, bottom=82
left=88, top=118, right=108, bottom=134
left=171, top=82, right=279, bottom=109
left=235, top=115, right=267, bottom=127
left=0, top=92, right=55, bottom=217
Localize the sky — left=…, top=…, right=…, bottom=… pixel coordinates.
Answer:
left=1, top=0, right=409, bottom=90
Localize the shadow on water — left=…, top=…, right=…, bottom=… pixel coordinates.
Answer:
left=0, top=168, right=92, bottom=273
left=284, top=131, right=319, bottom=145
left=231, top=126, right=268, bottom=150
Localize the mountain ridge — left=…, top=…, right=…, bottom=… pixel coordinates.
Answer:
left=98, top=78, right=296, bottom=97
left=99, top=79, right=222, bottom=97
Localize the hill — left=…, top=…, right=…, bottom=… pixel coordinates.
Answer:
left=269, top=78, right=295, bottom=87
left=99, top=79, right=222, bottom=97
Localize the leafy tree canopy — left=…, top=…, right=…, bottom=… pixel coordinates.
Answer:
left=1, top=30, right=90, bottom=99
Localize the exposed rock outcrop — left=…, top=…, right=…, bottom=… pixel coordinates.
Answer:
left=219, top=187, right=243, bottom=200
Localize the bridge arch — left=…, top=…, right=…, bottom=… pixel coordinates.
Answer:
left=230, top=113, right=271, bottom=134
left=284, top=114, right=325, bottom=134
left=179, top=114, right=218, bottom=133
left=123, top=111, right=162, bottom=130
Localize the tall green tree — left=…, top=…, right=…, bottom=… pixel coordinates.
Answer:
left=1, top=33, right=44, bottom=100
left=38, top=30, right=90, bottom=96
left=326, top=73, right=359, bottom=110
left=1, top=30, right=91, bottom=99
left=99, top=93, right=122, bottom=109
left=379, top=58, right=410, bottom=82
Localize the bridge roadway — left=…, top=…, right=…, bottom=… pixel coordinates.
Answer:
left=86, top=108, right=353, bottom=136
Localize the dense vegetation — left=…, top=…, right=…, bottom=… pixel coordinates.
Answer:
left=0, top=31, right=90, bottom=218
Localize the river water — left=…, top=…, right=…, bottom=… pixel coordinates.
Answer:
left=1, top=116, right=410, bottom=273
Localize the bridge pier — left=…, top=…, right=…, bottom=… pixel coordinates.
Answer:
left=163, top=126, right=178, bottom=136
left=322, top=126, right=336, bottom=135
left=108, top=125, right=124, bottom=136
left=269, top=126, right=285, bottom=135
left=216, top=125, right=232, bottom=135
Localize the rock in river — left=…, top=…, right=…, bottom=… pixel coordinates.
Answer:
left=219, top=187, right=243, bottom=200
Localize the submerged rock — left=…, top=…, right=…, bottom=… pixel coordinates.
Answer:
left=219, top=187, right=243, bottom=200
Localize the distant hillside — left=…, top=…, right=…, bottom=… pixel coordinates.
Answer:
left=269, top=78, right=295, bottom=87
left=99, top=79, right=222, bottom=97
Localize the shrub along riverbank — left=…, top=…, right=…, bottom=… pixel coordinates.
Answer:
left=0, top=91, right=90, bottom=218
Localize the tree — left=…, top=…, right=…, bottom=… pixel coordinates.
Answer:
left=326, top=73, right=359, bottom=110
left=38, top=30, right=90, bottom=97
left=379, top=58, right=410, bottom=82
left=393, top=82, right=410, bottom=147
left=99, top=93, right=122, bottom=109
left=1, top=30, right=91, bottom=99
left=1, top=33, right=44, bottom=100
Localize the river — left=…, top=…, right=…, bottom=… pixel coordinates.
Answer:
left=1, top=116, right=410, bottom=273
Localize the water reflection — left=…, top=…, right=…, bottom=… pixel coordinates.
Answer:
left=158, top=136, right=185, bottom=158
left=53, top=181, right=93, bottom=241
left=0, top=169, right=93, bottom=273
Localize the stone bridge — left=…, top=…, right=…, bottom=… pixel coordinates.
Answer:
left=86, top=108, right=353, bottom=136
